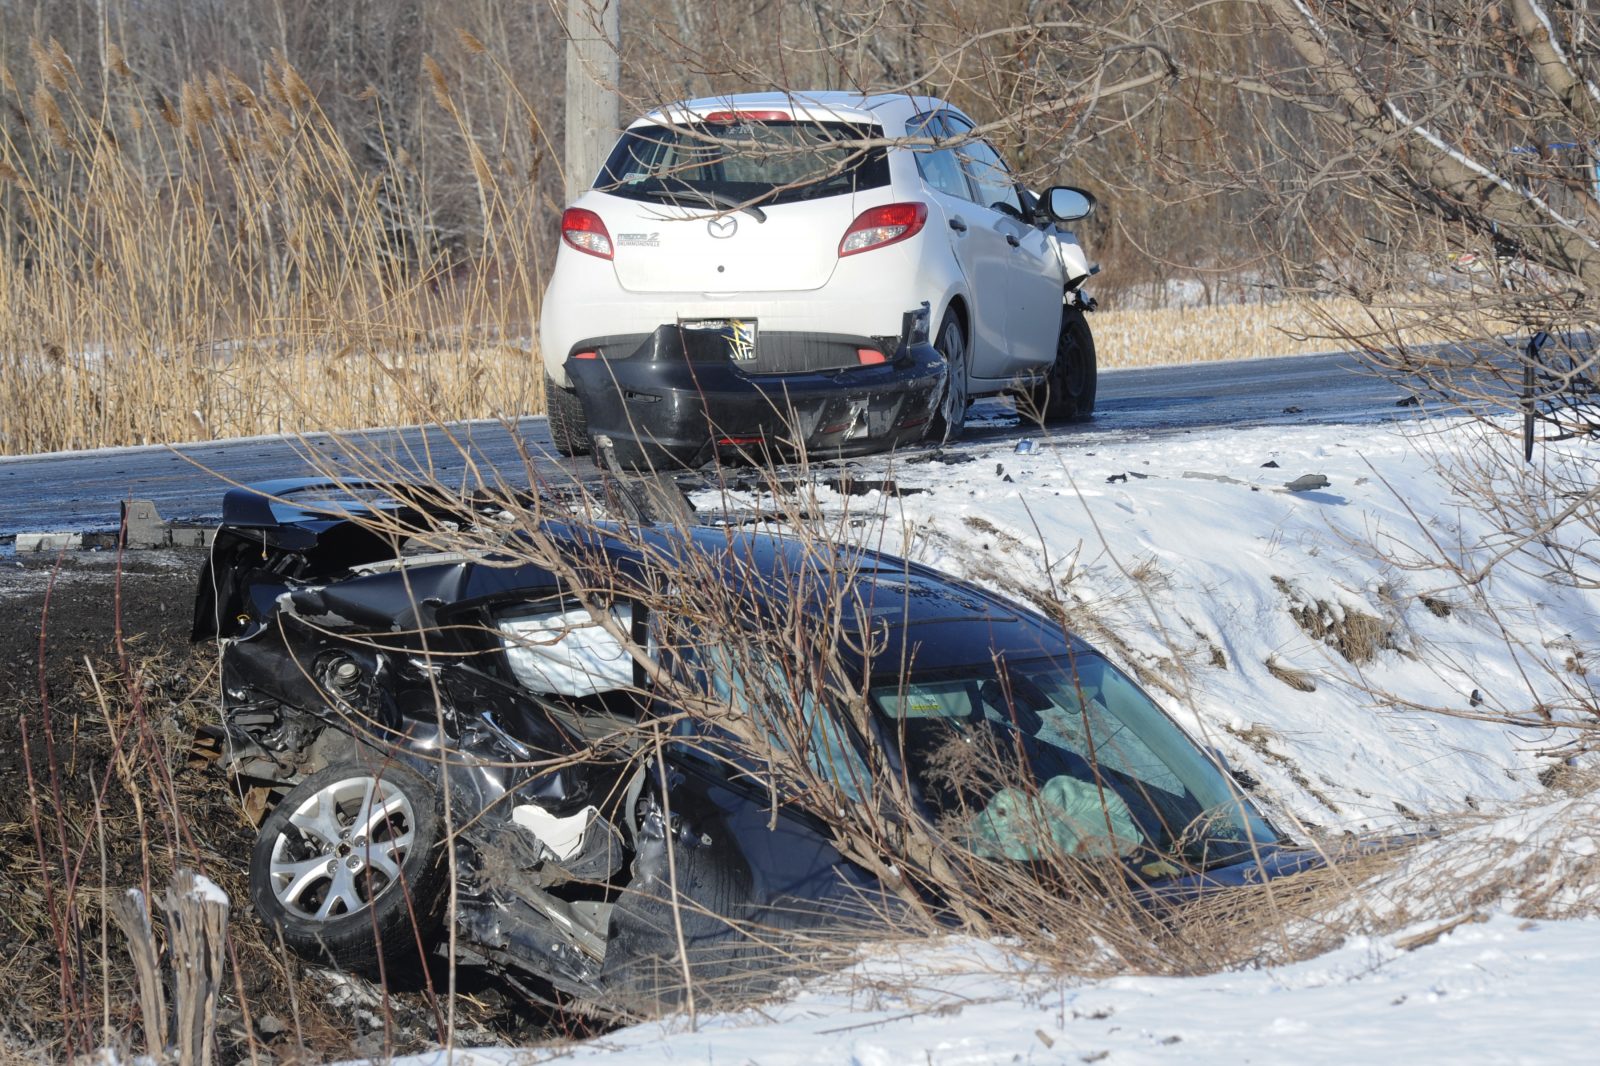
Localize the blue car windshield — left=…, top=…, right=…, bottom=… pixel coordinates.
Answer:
left=597, top=119, right=890, bottom=206
left=870, top=653, right=1278, bottom=872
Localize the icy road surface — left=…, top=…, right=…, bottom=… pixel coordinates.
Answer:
left=0, top=350, right=1421, bottom=538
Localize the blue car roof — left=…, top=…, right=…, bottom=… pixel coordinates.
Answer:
left=221, top=478, right=1094, bottom=671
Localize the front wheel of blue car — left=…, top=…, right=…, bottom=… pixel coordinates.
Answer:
left=249, top=762, right=446, bottom=974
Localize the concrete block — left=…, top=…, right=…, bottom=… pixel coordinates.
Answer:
left=15, top=532, right=84, bottom=553
left=122, top=498, right=167, bottom=548
left=168, top=528, right=215, bottom=549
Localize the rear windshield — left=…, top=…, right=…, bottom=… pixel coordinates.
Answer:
left=596, top=119, right=889, bottom=206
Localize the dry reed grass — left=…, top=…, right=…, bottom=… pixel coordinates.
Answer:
left=1093, top=296, right=1464, bottom=368
left=0, top=46, right=550, bottom=456
left=0, top=560, right=537, bottom=1061
left=0, top=37, right=1484, bottom=456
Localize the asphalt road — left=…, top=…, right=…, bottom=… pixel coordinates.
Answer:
left=0, top=349, right=1421, bottom=540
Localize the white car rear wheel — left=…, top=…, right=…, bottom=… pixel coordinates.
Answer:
left=928, top=311, right=969, bottom=443
left=546, top=374, right=591, bottom=457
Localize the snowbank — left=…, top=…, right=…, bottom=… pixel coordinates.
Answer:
left=698, top=414, right=1599, bottom=835
left=380, top=911, right=1600, bottom=1065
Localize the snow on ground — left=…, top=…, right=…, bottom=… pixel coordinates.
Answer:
left=393, top=411, right=1600, bottom=1065
left=390, top=911, right=1600, bottom=1065
left=696, top=412, right=1600, bottom=835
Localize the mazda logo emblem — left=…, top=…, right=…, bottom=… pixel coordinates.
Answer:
left=707, top=216, right=738, bottom=239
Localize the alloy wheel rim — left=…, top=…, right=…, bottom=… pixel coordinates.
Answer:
left=267, top=775, right=415, bottom=921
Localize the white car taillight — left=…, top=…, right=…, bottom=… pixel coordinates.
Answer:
left=562, top=208, right=614, bottom=259
left=839, top=202, right=928, bottom=257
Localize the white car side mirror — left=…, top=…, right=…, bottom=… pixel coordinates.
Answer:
left=1042, top=185, right=1096, bottom=223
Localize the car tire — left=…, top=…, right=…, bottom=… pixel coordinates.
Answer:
left=249, top=762, right=446, bottom=974
left=927, top=310, right=970, bottom=443
left=1024, top=306, right=1097, bottom=424
left=545, top=375, right=591, bottom=457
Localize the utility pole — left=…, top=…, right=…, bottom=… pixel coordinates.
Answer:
left=564, top=0, right=621, bottom=203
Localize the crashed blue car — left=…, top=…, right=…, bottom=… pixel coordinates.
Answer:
left=194, top=479, right=1318, bottom=1010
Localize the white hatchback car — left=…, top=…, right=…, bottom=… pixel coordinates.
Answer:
left=539, top=91, right=1098, bottom=467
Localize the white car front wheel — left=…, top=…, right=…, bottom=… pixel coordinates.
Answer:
left=1020, top=306, right=1097, bottom=424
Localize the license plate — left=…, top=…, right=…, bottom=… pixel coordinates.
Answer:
left=681, top=318, right=758, bottom=362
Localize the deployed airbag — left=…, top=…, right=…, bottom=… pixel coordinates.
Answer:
left=499, top=603, right=634, bottom=697
left=969, top=775, right=1143, bottom=861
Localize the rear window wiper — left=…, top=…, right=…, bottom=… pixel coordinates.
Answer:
left=795, top=175, right=854, bottom=200
left=662, top=185, right=768, bottom=223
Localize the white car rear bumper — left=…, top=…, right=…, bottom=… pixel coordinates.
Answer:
left=538, top=241, right=955, bottom=387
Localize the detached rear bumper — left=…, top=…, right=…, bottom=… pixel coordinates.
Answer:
left=565, top=325, right=945, bottom=469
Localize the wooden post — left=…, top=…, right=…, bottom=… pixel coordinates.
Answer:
left=565, top=0, right=621, bottom=203
left=109, top=889, right=168, bottom=1057
left=160, top=870, right=231, bottom=1066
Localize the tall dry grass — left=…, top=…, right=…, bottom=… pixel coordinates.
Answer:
left=0, top=37, right=1458, bottom=459
left=0, top=38, right=1494, bottom=455
left=0, top=42, right=551, bottom=456
left=1093, top=296, right=1466, bottom=368
left=2, top=547, right=580, bottom=1060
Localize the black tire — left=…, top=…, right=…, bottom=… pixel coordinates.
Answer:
left=545, top=374, right=591, bottom=457
left=1023, top=305, right=1097, bottom=424
left=926, top=310, right=970, bottom=443
left=249, top=762, right=446, bottom=974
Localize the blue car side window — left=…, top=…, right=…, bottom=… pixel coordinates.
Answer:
left=696, top=646, right=872, bottom=804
